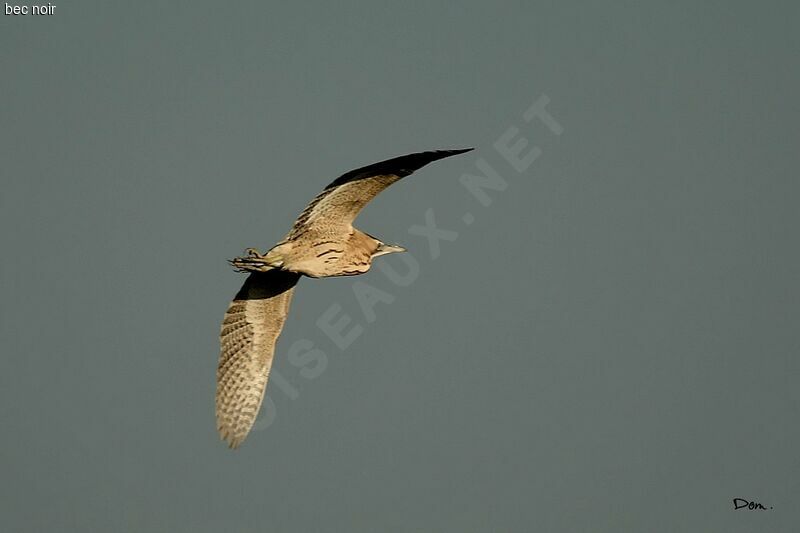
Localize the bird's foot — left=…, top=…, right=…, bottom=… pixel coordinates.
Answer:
left=229, top=248, right=274, bottom=273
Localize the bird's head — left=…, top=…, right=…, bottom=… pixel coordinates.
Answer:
left=373, top=242, right=407, bottom=258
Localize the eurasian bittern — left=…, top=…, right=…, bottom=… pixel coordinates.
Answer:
left=216, top=148, right=473, bottom=448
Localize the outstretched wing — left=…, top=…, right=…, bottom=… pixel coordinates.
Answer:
left=287, top=148, right=473, bottom=239
left=216, top=270, right=300, bottom=448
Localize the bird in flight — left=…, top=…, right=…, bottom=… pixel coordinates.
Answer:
left=216, top=148, right=473, bottom=448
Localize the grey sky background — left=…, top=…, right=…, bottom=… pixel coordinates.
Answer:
left=2, top=1, right=799, bottom=532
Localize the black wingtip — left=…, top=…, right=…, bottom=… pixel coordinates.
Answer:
left=400, top=147, right=474, bottom=171
left=326, top=147, right=475, bottom=190
left=419, top=147, right=474, bottom=160
left=426, top=147, right=474, bottom=159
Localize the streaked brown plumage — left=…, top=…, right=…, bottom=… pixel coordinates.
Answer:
left=216, top=148, right=473, bottom=448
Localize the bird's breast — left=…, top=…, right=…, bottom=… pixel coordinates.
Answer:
left=281, top=240, right=372, bottom=278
